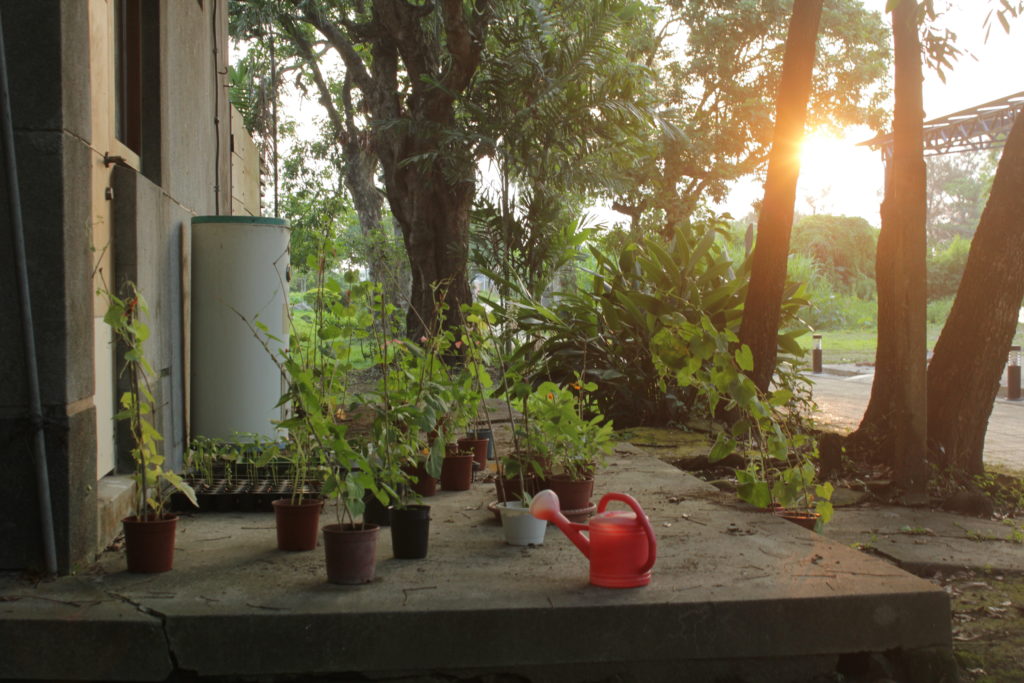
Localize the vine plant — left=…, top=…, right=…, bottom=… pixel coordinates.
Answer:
left=103, top=284, right=197, bottom=519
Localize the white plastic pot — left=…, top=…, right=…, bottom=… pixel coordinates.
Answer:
left=498, top=501, right=547, bottom=546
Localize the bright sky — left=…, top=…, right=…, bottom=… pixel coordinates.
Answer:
left=721, top=0, right=1024, bottom=226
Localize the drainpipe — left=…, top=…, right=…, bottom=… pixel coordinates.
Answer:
left=0, top=10, right=58, bottom=575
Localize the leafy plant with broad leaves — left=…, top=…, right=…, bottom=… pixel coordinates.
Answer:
left=521, top=379, right=615, bottom=482
left=489, top=219, right=808, bottom=427
left=652, top=315, right=833, bottom=525
left=104, top=284, right=197, bottom=519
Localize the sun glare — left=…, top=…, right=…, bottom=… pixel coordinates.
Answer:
left=795, top=129, right=884, bottom=220
left=799, top=131, right=852, bottom=174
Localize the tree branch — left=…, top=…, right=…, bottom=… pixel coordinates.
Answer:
left=278, top=14, right=348, bottom=147
left=296, top=1, right=374, bottom=93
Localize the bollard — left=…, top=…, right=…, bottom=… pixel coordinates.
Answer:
left=1009, top=345, right=1021, bottom=401
left=812, top=334, right=823, bottom=374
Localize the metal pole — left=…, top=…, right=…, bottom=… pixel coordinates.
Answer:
left=1008, top=345, right=1021, bottom=401
left=0, top=10, right=58, bottom=575
left=812, top=334, right=823, bottom=374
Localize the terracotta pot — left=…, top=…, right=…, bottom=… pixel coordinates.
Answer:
left=468, top=428, right=494, bottom=460
left=440, top=454, right=474, bottom=491
left=403, top=462, right=437, bottom=497
left=389, top=505, right=430, bottom=559
left=123, top=514, right=178, bottom=573
left=323, top=523, right=379, bottom=585
left=272, top=498, right=322, bottom=551
left=457, top=437, right=489, bottom=469
left=494, top=475, right=539, bottom=503
left=774, top=509, right=820, bottom=532
left=544, top=474, right=595, bottom=511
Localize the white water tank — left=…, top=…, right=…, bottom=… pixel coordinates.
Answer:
left=190, top=216, right=290, bottom=440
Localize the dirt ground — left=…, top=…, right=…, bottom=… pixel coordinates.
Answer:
left=940, top=569, right=1024, bottom=682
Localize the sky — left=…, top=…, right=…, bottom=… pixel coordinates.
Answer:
left=719, top=0, right=1024, bottom=226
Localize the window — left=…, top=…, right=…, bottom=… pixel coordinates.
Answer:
left=114, top=0, right=141, bottom=154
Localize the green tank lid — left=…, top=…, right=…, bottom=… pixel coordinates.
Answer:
left=192, top=215, right=290, bottom=227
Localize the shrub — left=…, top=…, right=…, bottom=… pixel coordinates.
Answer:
left=790, top=214, right=878, bottom=293
left=927, top=297, right=954, bottom=326
left=928, top=235, right=971, bottom=301
left=490, top=222, right=809, bottom=427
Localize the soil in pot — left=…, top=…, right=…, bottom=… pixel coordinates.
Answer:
left=440, top=454, right=474, bottom=491
left=457, top=437, right=489, bottom=470
left=272, top=498, right=323, bottom=551
left=389, top=505, right=430, bottom=559
left=544, top=474, right=595, bottom=512
left=323, top=523, right=379, bottom=585
left=122, top=514, right=178, bottom=573
left=497, top=502, right=546, bottom=546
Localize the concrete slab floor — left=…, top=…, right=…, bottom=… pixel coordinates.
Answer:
left=0, top=447, right=955, bottom=683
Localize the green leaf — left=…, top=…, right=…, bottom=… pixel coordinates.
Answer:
left=735, top=345, right=754, bottom=372
left=708, top=435, right=735, bottom=463
left=318, top=325, right=342, bottom=340
left=737, top=480, right=772, bottom=508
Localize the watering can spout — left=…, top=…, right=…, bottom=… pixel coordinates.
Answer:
left=530, top=489, right=591, bottom=558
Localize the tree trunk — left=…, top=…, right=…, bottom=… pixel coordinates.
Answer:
left=927, top=115, right=1024, bottom=476
left=739, top=0, right=823, bottom=393
left=382, top=150, right=475, bottom=341
left=849, top=0, right=928, bottom=496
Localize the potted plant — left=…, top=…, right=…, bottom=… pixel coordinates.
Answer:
left=243, top=270, right=376, bottom=552
left=523, top=379, right=614, bottom=513
left=318, top=434, right=383, bottom=584
left=104, top=284, right=197, bottom=573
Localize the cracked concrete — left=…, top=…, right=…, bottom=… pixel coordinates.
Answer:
left=824, top=505, right=1024, bottom=576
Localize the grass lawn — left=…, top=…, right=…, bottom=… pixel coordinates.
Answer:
left=796, top=323, right=1024, bottom=367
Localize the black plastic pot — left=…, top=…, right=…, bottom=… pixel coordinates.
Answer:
left=363, top=492, right=392, bottom=527
left=389, top=505, right=430, bottom=559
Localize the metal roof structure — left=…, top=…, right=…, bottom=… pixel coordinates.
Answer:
left=859, top=90, right=1024, bottom=161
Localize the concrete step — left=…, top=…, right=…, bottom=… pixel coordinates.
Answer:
left=0, top=447, right=954, bottom=682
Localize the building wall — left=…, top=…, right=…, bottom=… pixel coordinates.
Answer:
left=0, top=0, right=234, bottom=573
left=231, top=106, right=262, bottom=217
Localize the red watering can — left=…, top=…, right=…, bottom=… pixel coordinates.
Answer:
left=530, top=489, right=657, bottom=588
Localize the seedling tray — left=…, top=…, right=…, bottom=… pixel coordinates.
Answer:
left=171, top=477, right=321, bottom=513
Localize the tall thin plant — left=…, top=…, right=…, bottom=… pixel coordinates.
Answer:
left=103, top=283, right=196, bottom=518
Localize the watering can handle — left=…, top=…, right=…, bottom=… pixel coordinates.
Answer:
left=598, top=492, right=657, bottom=574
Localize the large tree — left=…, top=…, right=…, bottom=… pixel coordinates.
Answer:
left=233, top=0, right=663, bottom=336
left=738, top=0, right=824, bottom=394
left=926, top=116, right=1024, bottom=476
left=299, top=0, right=492, bottom=339
left=848, top=0, right=929, bottom=497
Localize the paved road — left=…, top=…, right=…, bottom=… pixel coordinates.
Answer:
left=809, top=371, right=1024, bottom=473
